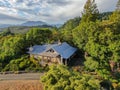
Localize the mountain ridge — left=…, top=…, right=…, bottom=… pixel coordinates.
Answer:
left=0, top=20, right=62, bottom=28
left=21, top=21, right=46, bottom=26
left=0, top=21, right=47, bottom=28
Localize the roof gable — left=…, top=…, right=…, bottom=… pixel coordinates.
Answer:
left=28, top=45, right=46, bottom=54
left=53, top=42, right=77, bottom=59
left=28, top=42, right=77, bottom=59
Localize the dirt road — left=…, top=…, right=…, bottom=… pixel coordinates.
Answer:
left=0, top=73, right=43, bottom=80
left=0, top=73, right=44, bottom=90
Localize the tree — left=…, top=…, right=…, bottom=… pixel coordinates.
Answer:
left=116, top=0, right=120, bottom=11
left=84, top=56, right=99, bottom=71
left=99, top=12, right=112, bottom=20
left=103, top=1, right=120, bottom=72
left=81, top=0, right=99, bottom=22
left=108, top=0, right=120, bottom=30
left=3, top=55, right=43, bottom=72
left=59, top=17, right=81, bottom=44
left=72, top=0, right=120, bottom=74
left=0, top=34, right=27, bottom=70
left=26, top=28, right=52, bottom=45
left=51, top=28, right=60, bottom=42
left=0, top=28, right=13, bottom=36
left=41, top=65, right=100, bottom=90
left=72, top=21, right=100, bottom=50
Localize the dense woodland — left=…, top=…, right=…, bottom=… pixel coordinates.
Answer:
left=0, top=0, right=120, bottom=89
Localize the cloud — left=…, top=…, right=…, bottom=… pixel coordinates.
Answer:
left=0, top=13, right=27, bottom=24
left=47, top=0, right=72, bottom=6
left=0, top=0, right=118, bottom=24
left=96, top=0, right=117, bottom=12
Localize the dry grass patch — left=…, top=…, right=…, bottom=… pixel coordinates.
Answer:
left=0, top=80, right=43, bottom=90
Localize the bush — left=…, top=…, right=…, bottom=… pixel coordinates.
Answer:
left=100, top=80, right=114, bottom=90
left=84, top=57, right=99, bottom=71
left=114, top=71, right=120, bottom=79
left=41, top=65, right=100, bottom=90
left=3, top=55, right=44, bottom=72
left=97, top=69, right=111, bottom=79
left=115, top=83, right=120, bottom=90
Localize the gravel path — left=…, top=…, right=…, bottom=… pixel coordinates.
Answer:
left=0, top=73, right=44, bottom=80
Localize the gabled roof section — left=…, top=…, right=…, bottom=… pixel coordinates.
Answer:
left=28, top=45, right=46, bottom=54
left=44, top=44, right=58, bottom=52
left=28, top=44, right=58, bottom=54
left=53, top=42, right=77, bottom=59
left=28, top=42, right=77, bottom=59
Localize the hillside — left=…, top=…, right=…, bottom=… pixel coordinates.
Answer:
left=0, top=25, right=53, bottom=34
left=21, top=21, right=46, bottom=26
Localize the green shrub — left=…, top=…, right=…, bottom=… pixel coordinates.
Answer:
left=3, top=55, right=44, bottom=72
left=115, top=83, right=120, bottom=90
left=97, top=69, right=111, bottom=79
left=84, top=57, right=99, bottom=71
left=41, top=65, right=100, bottom=90
left=114, top=71, right=120, bottom=79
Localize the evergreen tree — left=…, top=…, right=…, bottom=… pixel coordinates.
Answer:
left=81, top=0, right=99, bottom=22
left=26, top=28, right=52, bottom=45
left=116, top=0, right=120, bottom=11
left=59, top=17, right=81, bottom=44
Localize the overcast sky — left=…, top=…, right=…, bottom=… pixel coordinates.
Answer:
left=0, top=0, right=118, bottom=24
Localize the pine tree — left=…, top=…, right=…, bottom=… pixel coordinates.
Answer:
left=81, top=0, right=99, bottom=22
left=116, top=0, right=120, bottom=11
left=109, top=0, right=120, bottom=34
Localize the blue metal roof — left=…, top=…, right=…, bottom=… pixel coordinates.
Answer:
left=44, top=44, right=58, bottom=51
left=28, top=42, right=77, bottom=59
left=28, top=44, right=58, bottom=54
left=28, top=45, right=46, bottom=54
left=53, top=42, right=77, bottom=59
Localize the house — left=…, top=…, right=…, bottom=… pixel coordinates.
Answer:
left=28, top=42, right=77, bottom=65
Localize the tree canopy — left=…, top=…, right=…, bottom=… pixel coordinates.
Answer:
left=81, top=0, right=99, bottom=22
left=41, top=65, right=100, bottom=90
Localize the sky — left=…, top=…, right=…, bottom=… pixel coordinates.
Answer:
left=0, top=0, right=118, bottom=24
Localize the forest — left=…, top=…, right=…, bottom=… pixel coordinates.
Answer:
left=0, top=0, right=120, bottom=90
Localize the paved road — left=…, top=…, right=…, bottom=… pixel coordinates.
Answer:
left=0, top=73, right=44, bottom=80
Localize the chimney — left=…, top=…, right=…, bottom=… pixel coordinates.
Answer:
left=29, top=45, right=33, bottom=52
left=58, top=39, right=61, bottom=45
